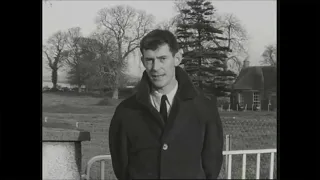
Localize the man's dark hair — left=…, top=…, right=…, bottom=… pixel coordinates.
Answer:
left=140, top=29, right=179, bottom=56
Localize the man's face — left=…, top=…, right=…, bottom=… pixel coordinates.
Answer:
left=141, top=44, right=180, bottom=90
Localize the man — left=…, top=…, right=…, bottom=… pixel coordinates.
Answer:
left=109, top=29, right=223, bottom=179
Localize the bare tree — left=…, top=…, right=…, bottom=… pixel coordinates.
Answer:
left=156, top=18, right=178, bottom=33
left=43, top=0, right=52, bottom=7
left=95, top=5, right=155, bottom=99
left=63, top=27, right=87, bottom=92
left=174, top=0, right=189, bottom=12
left=43, top=31, right=68, bottom=90
left=215, top=13, right=249, bottom=74
left=89, top=30, right=121, bottom=95
left=71, top=37, right=106, bottom=94
left=261, top=44, right=277, bottom=66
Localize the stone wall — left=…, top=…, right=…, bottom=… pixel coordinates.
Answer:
left=42, top=122, right=90, bottom=180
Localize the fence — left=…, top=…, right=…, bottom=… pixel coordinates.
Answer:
left=82, top=148, right=276, bottom=180
left=82, top=155, right=111, bottom=180
left=220, top=112, right=277, bottom=179
left=43, top=110, right=277, bottom=179
left=222, top=149, right=276, bottom=179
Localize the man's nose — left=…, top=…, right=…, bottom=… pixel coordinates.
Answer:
left=152, top=59, right=161, bottom=71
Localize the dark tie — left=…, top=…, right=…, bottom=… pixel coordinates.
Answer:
left=160, top=95, right=168, bottom=123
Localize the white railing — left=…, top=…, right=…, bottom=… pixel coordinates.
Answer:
left=82, top=149, right=276, bottom=180
left=223, top=149, right=276, bottom=179
left=82, top=155, right=111, bottom=180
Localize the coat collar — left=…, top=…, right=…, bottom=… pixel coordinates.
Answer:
left=136, top=66, right=198, bottom=105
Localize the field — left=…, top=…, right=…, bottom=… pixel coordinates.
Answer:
left=42, top=92, right=277, bottom=179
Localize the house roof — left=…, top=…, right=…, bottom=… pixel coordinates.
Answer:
left=233, top=66, right=276, bottom=91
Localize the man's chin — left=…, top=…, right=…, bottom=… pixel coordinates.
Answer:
left=151, top=81, right=165, bottom=89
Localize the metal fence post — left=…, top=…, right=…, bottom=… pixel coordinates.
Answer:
left=225, top=135, right=232, bottom=177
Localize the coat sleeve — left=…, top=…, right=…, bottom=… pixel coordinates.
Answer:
left=109, top=105, right=129, bottom=180
left=201, top=97, right=224, bottom=179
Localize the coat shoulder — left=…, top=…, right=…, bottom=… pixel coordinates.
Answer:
left=192, top=93, right=220, bottom=125
left=193, top=89, right=219, bottom=113
left=194, top=88, right=217, bottom=107
left=115, top=93, right=139, bottom=112
left=111, top=94, right=139, bottom=126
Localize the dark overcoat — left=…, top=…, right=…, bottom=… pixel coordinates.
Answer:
left=109, top=67, right=223, bottom=179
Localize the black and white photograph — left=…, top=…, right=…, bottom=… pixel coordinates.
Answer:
left=42, top=0, right=277, bottom=179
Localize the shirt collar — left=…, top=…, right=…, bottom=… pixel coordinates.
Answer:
left=136, top=67, right=198, bottom=107
left=151, top=82, right=178, bottom=106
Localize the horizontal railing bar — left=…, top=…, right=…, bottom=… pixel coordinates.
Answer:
left=223, top=149, right=276, bottom=155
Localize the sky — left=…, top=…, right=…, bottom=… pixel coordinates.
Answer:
left=42, top=0, right=277, bottom=80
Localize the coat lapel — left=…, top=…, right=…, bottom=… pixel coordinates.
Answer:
left=136, top=74, right=165, bottom=128
left=136, top=66, right=199, bottom=140
left=160, top=97, right=197, bottom=144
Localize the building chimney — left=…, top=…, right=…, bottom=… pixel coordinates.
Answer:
left=243, top=59, right=250, bottom=68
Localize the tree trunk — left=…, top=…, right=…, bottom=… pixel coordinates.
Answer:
left=197, top=29, right=202, bottom=90
left=198, top=57, right=202, bottom=90
left=112, top=41, right=122, bottom=100
left=112, top=73, right=120, bottom=99
left=99, top=88, right=104, bottom=97
left=78, top=84, right=81, bottom=93
left=77, top=65, right=82, bottom=93
left=112, top=88, right=119, bottom=99
left=51, top=68, right=58, bottom=91
left=223, top=59, right=228, bottom=71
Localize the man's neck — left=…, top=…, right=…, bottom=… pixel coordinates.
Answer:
left=152, top=77, right=178, bottom=95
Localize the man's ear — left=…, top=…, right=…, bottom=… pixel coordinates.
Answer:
left=174, top=49, right=183, bottom=66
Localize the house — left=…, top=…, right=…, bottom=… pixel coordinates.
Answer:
left=230, top=60, right=277, bottom=111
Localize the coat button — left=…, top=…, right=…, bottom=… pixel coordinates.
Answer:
left=163, top=143, right=168, bottom=150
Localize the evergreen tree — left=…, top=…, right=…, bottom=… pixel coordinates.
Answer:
left=65, top=37, right=95, bottom=91
left=175, top=0, right=237, bottom=97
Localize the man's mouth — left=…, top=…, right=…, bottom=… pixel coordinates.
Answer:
left=151, top=74, right=165, bottom=78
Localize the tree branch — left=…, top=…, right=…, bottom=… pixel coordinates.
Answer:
left=44, top=51, right=53, bottom=69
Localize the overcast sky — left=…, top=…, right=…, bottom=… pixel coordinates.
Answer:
left=42, top=0, right=276, bottom=80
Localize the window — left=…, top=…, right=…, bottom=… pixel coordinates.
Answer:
left=239, top=93, right=244, bottom=106
left=253, top=92, right=260, bottom=107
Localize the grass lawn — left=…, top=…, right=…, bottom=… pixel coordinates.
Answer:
left=42, top=92, right=277, bottom=179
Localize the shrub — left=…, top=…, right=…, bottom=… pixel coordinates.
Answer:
left=217, top=97, right=230, bottom=110
left=61, top=87, right=71, bottom=92
left=42, top=86, right=50, bottom=92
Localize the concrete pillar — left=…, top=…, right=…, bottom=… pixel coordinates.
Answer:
left=42, top=122, right=90, bottom=180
